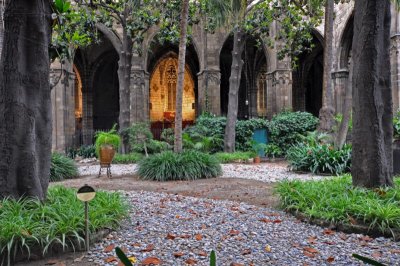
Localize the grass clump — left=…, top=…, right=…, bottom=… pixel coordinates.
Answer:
left=0, top=186, right=128, bottom=265
left=50, top=153, right=78, bottom=182
left=276, top=176, right=400, bottom=235
left=214, top=152, right=254, bottom=163
left=113, top=153, right=143, bottom=164
left=137, top=150, right=222, bottom=181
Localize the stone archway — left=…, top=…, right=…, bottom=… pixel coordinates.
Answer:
left=73, top=64, right=83, bottom=146
left=220, top=35, right=268, bottom=119
left=149, top=54, right=196, bottom=124
left=292, top=33, right=324, bottom=117
left=92, top=50, right=120, bottom=131
left=146, top=40, right=199, bottom=139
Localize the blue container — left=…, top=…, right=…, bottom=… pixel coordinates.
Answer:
left=252, top=128, right=268, bottom=157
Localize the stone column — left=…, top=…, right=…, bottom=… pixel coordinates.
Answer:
left=82, top=69, right=94, bottom=145
left=0, top=0, right=3, bottom=59
left=50, top=60, right=76, bottom=152
left=198, top=69, right=221, bottom=116
left=391, top=35, right=400, bottom=111
left=332, top=70, right=349, bottom=114
left=266, top=72, right=276, bottom=118
left=274, top=70, right=292, bottom=112
left=130, top=69, right=147, bottom=123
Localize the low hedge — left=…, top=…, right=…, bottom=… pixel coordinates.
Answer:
left=137, top=150, right=222, bottom=181
left=276, top=176, right=400, bottom=236
left=50, top=153, right=78, bottom=182
left=113, top=153, right=143, bottom=164
left=0, top=186, right=128, bottom=264
left=214, top=152, right=254, bottom=163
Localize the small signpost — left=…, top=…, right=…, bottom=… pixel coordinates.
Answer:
left=77, top=184, right=96, bottom=252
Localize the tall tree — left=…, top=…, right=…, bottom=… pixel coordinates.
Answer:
left=174, top=0, right=190, bottom=153
left=0, top=0, right=53, bottom=200
left=318, top=0, right=335, bottom=132
left=351, top=0, right=393, bottom=188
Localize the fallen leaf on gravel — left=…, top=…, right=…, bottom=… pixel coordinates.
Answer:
left=141, top=257, right=161, bottom=265
left=303, top=251, right=315, bottom=258
left=188, top=209, right=198, bottom=215
left=201, top=224, right=207, bottom=229
left=360, top=235, right=373, bottom=242
left=322, top=241, right=335, bottom=245
left=166, top=233, right=176, bottom=240
left=131, top=242, right=142, bottom=247
left=235, top=236, right=244, bottom=241
left=273, top=219, right=282, bottom=223
left=45, top=260, right=60, bottom=265
left=339, top=233, right=349, bottom=240
left=173, top=252, right=184, bottom=258
left=265, top=212, right=280, bottom=216
left=229, top=229, right=240, bottom=236
left=303, top=247, right=319, bottom=253
left=141, top=244, right=155, bottom=252
left=104, top=256, right=117, bottom=263
left=104, top=244, right=115, bottom=253
left=391, top=249, right=400, bottom=254
left=307, top=236, right=317, bottom=244
left=323, top=229, right=335, bottom=235
left=180, top=234, right=191, bottom=239
left=230, top=263, right=244, bottom=266
left=73, top=256, right=85, bottom=262
left=372, top=252, right=382, bottom=258
left=185, top=258, right=197, bottom=265
left=241, top=249, right=252, bottom=255
left=259, top=218, right=272, bottom=223
left=197, top=250, right=207, bottom=257
left=195, top=234, right=203, bottom=241
left=326, top=256, right=335, bottom=263
left=265, top=245, right=271, bottom=252
left=128, top=257, right=137, bottom=263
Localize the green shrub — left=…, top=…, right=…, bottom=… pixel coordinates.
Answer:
left=50, top=153, right=78, bottom=182
left=214, top=152, right=254, bottom=163
left=182, top=133, right=223, bottom=153
left=264, top=144, right=283, bottom=158
left=137, top=150, right=222, bottom=181
left=94, top=125, right=121, bottom=156
left=184, top=114, right=268, bottom=152
left=161, top=128, right=175, bottom=145
left=276, top=176, right=400, bottom=235
left=268, top=111, right=319, bottom=152
left=0, top=186, right=128, bottom=265
left=113, top=153, right=143, bottom=164
left=394, top=109, right=400, bottom=139
left=77, top=145, right=96, bottom=158
left=286, top=132, right=351, bottom=175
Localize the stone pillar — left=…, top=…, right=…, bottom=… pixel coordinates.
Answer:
left=391, top=35, right=400, bottom=111
left=266, top=72, right=276, bottom=118
left=274, top=70, right=292, bottom=112
left=130, top=69, right=147, bottom=123
left=197, top=69, right=221, bottom=116
left=0, top=0, right=3, bottom=59
left=50, top=60, right=76, bottom=152
left=82, top=69, right=94, bottom=145
left=332, top=70, right=349, bottom=114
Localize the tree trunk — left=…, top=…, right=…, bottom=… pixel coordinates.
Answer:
left=335, top=59, right=353, bottom=149
left=118, top=36, right=133, bottom=154
left=318, top=0, right=335, bottom=132
left=0, top=0, right=52, bottom=200
left=352, top=0, right=393, bottom=188
left=174, top=0, right=189, bottom=153
left=224, top=28, right=245, bottom=152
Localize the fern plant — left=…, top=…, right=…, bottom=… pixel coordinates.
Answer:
left=94, top=124, right=121, bottom=156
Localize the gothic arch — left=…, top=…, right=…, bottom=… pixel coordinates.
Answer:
left=339, top=14, right=354, bottom=70
left=219, top=34, right=270, bottom=118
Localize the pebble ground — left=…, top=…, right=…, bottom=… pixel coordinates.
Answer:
left=86, top=191, right=400, bottom=266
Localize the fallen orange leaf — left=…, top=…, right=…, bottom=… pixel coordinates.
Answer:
left=166, top=233, right=176, bottom=240
left=229, top=229, right=240, bottom=236
left=303, top=251, right=315, bottom=258
left=323, top=229, right=335, bottom=235
left=303, top=247, right=319, bottom=253
left=104, top=256, right=117, bottom=263
left=185, top=258, right=197, bottom=265
left=195, top=234, right=203, bottom=241
left=326, top=256, right=335, bottom=263
left=197, top=250, right=207, bottom=257
left=141, top=257, right=161, bottom=265
left=103, top=244, right=115, bottom=253
left=241, top=249, right=252, bottom=255
left=307, top=236, right=317, bottom=244
left=141, top=244, right=155, bottom=252
left=173, top=252, right=184, bottom=258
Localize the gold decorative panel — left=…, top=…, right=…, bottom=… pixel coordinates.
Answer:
left=150, top=56, right=195, bottom=122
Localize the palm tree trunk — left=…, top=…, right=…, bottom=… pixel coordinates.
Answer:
left=318, top=0, right=335, bottom=132
left=224, top=28, right=246, bottom=152
left=0, top=0, right=52, bottom=200
left=174, top=0, right=190, bottom=153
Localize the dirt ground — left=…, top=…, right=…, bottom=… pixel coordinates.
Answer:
left=16, top=172, right=279, bottom=265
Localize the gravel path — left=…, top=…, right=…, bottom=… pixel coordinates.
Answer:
left=78, top=163, right=326, bottom=183
left=86, top=191, right=400, bottom=265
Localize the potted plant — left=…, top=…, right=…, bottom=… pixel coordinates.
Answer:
left=95, top=124, right=121, bottom=169
left=251, top=142, right=267, bottom=164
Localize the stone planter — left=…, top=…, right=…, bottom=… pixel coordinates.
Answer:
left=394, top=140, right=400, bottom=175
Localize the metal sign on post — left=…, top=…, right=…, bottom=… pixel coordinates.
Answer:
left=77, top=184, right=96, bottom=252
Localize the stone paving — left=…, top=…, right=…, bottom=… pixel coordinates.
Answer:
left=86, top=191, right=400, bottom=266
